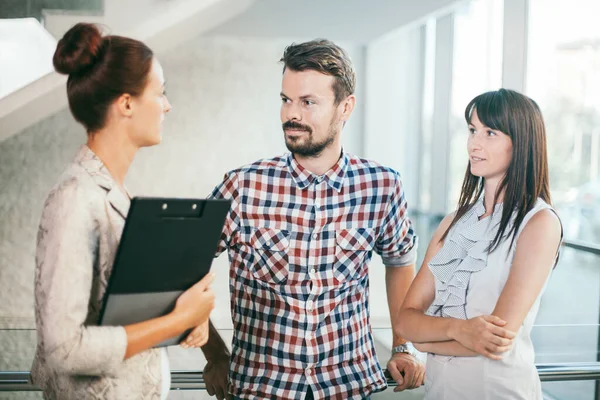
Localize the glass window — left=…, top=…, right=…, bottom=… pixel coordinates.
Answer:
left=448, top=0, right=504, bottom=211
left=527, top=0, right=600, bottom=245
left=528, top=3, right=600, bottom=399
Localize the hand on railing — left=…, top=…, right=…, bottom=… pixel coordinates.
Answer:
left=386, top=353, right=425, bottom=391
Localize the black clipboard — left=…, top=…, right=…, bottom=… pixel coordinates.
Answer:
left=98, top=197, right=231, bottom=347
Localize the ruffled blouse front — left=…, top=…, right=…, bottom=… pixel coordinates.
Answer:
left=426, top=199, right=505, bottom=319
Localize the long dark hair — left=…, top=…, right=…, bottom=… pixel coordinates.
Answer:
left=441, top=88, right=552, bottom=251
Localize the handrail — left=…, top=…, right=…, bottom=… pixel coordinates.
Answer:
left=563, top=239, right=600, bottom=256
left=3, top=363, right=600, bottom=391
left=536, top=363, right=600, bottom=382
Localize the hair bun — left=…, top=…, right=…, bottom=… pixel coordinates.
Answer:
left=53, top=23, right=103, bottom=75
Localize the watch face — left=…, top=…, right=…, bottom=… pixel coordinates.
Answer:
left=393, top=344, right=409, bottom=354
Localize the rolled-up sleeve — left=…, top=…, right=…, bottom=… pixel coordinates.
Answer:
left=374, top=172, right=418, bottom=267
left=35, top=180, right=127, bottom=377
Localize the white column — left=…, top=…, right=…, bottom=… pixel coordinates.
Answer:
left=502, top=0, right=529, bottom=91
left=591, top=130, right=599, bottom=182
left=364, top=25, right=425, bottom=208
left=429, top=13, right=454, bottom=215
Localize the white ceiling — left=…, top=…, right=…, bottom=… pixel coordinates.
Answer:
left=208, top=0, right=463, bottom=44
left=0, top=18, right=56, bottom=99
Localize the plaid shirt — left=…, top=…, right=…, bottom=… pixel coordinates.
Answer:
left=210, top=152, right=417, bottom=399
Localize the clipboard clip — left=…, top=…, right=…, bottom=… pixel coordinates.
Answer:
left=160, top=200, right=206, bottom=219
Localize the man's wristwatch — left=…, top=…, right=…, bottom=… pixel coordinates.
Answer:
left=391, top=343, right=413, bottom=356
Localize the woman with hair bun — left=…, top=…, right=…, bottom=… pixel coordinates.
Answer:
left=31, top=23, right=215, bottom=399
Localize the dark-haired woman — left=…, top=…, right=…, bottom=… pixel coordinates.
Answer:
left=31, top=23, right=215, bottom=399
left=396, top=89, right=562, bottom=399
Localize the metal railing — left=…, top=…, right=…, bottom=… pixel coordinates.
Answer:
left=3, top=215, right=600, bottom=394
left=563, top=239, right=600, bottom=256
left=3, top=363, right=600, bottom=392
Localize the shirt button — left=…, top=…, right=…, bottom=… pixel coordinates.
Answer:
left=310, top=268, right=316, bottom=275
left=312, top=233, right=318, bottom=240
left=306, top=368, right=313, bottom=375
left=307, top=300, right=313, bottom=311
left=314, top=201, right=320, bottom=208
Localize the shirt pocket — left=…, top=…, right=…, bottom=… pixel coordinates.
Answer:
left=236, top=227, right=290, bottom=284
left=334, top=227, right=376, bottom=283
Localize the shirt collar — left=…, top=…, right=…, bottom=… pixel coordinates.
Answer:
left=474, top=195, right=504, bottom=219
left=75, top=144, right=115, bottom=191
left=75, top=144, right=131, bottom=219
left=286, top=151, right=349, bottom=192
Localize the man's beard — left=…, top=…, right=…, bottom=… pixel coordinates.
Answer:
left=282, top=117, right=339, bottom=158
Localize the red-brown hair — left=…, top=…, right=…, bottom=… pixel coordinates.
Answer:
left=53, top=23, right=153, bottom=132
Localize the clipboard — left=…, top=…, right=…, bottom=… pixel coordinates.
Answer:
left=98, top=197, right=231, bottom=347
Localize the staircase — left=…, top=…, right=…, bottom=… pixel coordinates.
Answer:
left=0, top=0, right=255, bottom=143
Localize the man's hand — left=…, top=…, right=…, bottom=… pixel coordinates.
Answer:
left=204, top=354, right=230, bottom=400
left=386, top=352, right=425, bottom=392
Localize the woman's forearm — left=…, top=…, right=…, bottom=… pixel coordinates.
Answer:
left=414, top=340, right=478, bottom=357
left=124, top=311, right=188, bottom=359
left=397, top=307, right=462, bottom=343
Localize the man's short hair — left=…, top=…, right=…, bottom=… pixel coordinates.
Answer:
left=280, top=39, right=356, bottom=104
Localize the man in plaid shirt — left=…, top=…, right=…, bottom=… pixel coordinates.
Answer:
left=199, top=39, right=425, bottom=399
